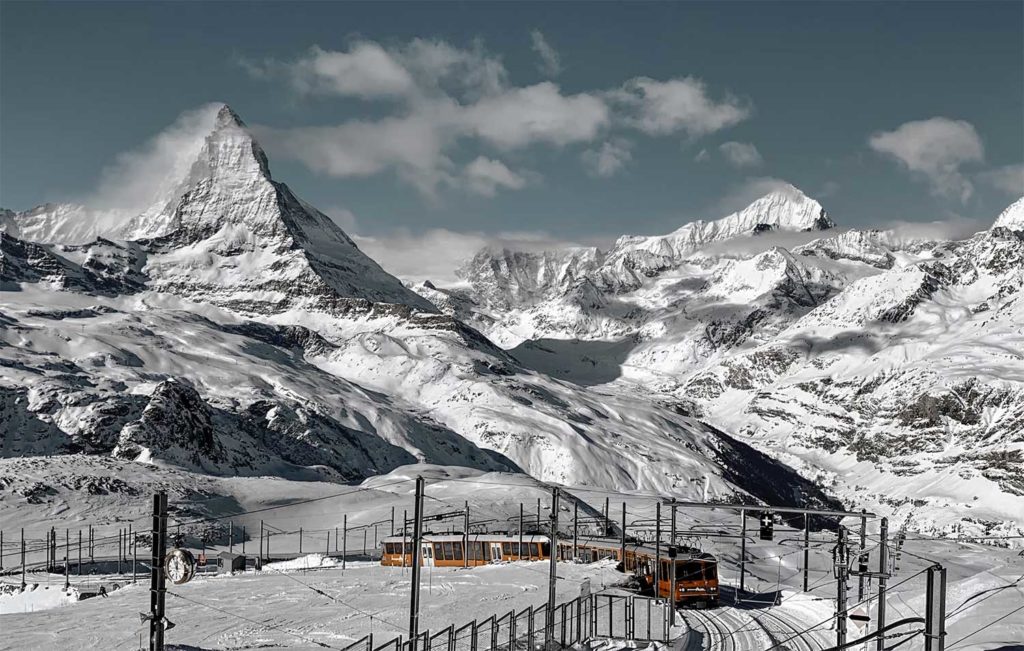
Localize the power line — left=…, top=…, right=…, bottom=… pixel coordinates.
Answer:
left=167, top=590, right=345, bottom=650
left=946, top=601, right=1024, bottom=649
left=260, top=563, right=406, bottom=629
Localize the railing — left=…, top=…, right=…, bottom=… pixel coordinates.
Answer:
left=346, top=591, right=672, bottom=651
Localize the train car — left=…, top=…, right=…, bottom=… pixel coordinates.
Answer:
left=380, top=533, right=551, bottom=567
left=380, top=532, right=718, bottom=607
left=557, top=537, right=719, bottom=607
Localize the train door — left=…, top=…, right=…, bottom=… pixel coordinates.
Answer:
left=422, top=543, right=434, bottom=567
left=490, top=543, right=503, bottom=561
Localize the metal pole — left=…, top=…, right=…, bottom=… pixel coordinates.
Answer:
left=402, top=511, right=407, bottom=569
left=519, top=503, right=524, bottom=561
left=537, top=498, right=541, bottom=532
left=409, top=476, right=426, bottom=646
left=836, top=527, right=848, bottom=649
left=335, top=527, right=338, bottom=553
left=669, top=501, right=677, bottom=606
left=78, top=530, right=82, bottom=576
left=118, top=527, right=122, bottom=575
left=150, top=491, right=168, bottom=651
left=572, top=501, right=578, bottom=561
left=859, top=510, right=867, bottom=602
left=876, top=517, right=889, bottom=651
left=603, top=497, right=609, bottom=535
left=620, top=503, right=626, bottom=565
left=259, top=520, right=264, bottom=565
left=343, top=515, right=348, bottom=570
left=21, top=528, right=26, bottom=589
left=133, top=531, right=138, bottom=583
left=739, top=509, right=747, bottom=598
left=924, top=565, right=946, bottom=651
left=89, top=524, right=93, bottom=563
left=229, top=521, right=234, bottom=554
left=545, top=487, right=560, bottom=647
left=64, top=529, right=70, bottom=590
left=654, top=502, right=661, bottom=601
left=242, top=526, right=246, bottom=556
left=326, top=529, right=330, bottom=556
left=391, top=506, right=395, bottom=536
left=464, top=501, right=469, bottom=568
left=1, top=530, right=3, bottom=571
left=803, top=513, right=810, bottom=592
left=299, top=527, right=302, bottom=555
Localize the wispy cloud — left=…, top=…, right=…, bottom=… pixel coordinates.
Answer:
left=868, top=117, right=984, bottom=203
left=245, top=38, right=750, bottom=200
left=978, top=163, right=1024, bottom=196
left=530, top=30, right=562, bottom=77
left=581, top=139, right=633, bottom=177
left=719, top=141, right=763, bottom=168
left=610, top=76, right=751, bottom=137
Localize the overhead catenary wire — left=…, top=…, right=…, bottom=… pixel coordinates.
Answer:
left=167, top=590, right=344, bottom=649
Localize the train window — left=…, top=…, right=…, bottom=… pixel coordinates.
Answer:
left=511, top=543, right=520, bottom=556
left=405, top=543, right=413, bottom=554
left=680, top=562, right=702, bottom=581
left=502, top=542, right=512, bottom=555
left=453, top=543, right=463, bottom=560
left=442, top=542, right=454, bottom=561
left=540, top=542, right=549, bottom=557
left=703, top=563, right=717, bottom=580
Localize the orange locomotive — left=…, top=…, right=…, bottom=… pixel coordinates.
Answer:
left=379, top=533, right=719, bottom=608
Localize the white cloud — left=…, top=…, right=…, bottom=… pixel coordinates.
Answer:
left=461, top=157, right=529, bottom=196
left=693, top=148, right=710, bottom=163
left=247, top=39, right=752, bottom=199
left=463, top=82, right=609, bottom=149
left=718, top=141, right=763, bottom=168
left=88, top=103, right=222, bottom=217
left=259, top=43, right=416, bottom=99
left=530, top=30, right=562, bottom=77
left=868, top=117, right=984, bottom=203
left=353, top=228, right=591, bottom=284
left=612, top=76, right=751, bottom=136
left=714, top=176, right=798, bottom=214
left=978, top=163, right=1024, bottom=195
left=581, top=139, right=633, bottom=177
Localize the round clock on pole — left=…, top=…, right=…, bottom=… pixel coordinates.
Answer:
left=164, top=548, right=197, bottom=585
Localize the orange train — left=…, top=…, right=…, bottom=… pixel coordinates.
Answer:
left=380, top=533, right=719, bottom=607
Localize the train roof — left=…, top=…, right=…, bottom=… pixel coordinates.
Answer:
left=382, top=533, right=550, bottom=543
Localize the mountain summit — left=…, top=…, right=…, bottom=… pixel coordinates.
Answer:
left=2, top=104, right=435, bottom=314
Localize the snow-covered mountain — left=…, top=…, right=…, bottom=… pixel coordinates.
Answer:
left=1, top=104, right=844, bottom=519
left=435, top=193, right=1024, bottom=540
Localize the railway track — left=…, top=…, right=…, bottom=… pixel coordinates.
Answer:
left=679, top=606, right=822, bottom=651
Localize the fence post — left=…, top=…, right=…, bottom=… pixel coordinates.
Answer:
left=471, top=619, right=478, bottom=651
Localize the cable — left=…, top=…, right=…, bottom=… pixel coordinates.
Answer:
left=167, top=590, right=344, bottom=649
left=946, top=601, right=1024, bottom=649
left=260, top=563, right=406, bottom=629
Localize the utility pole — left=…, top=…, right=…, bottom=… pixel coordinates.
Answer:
left=402, top=510, right=407, bottom=569
left=654, top=502, right=661, bottom=601
left=408, top=476, right=425, bottom=648
left=242, top=526, right=246, bottom=556
left=835, top=526, right=849, bottom=649
left=536, top=498, right=541, bottom=532
left=803, top=513, right=810, bottom=592
left=89, top=524, right=93, bottom=563
left=739, top=509, right=747, bottom=599
left=149, top=491, right=168, bottom=651
left=133, top=531, right=138, bottom=583
left=259, top=521, right=264, bottom=567
left=117, top=527, right=122, bottom=575
left=519, top=503, right=525, bottom=561
left=64, top=529, right=70, bottom=591
left=858, top=510, right=867, bottom=601
left=603, top=497, right=609, bottom=535
left=620, top=503, right=626, bottom=564
left=229, top=521, right=233, bottom=554
left=391, top=506, right=395, bottom=536
left=669, top=500, right=677, bottom=605
left=78, top=530, right=82, bottom=576
left=20, top=528, right=26, bottom=589
left=924, top=565, right=946, bottom=651
left=463, top=502, right=469, bottom=569
left=545, top=487, right=560, bottom=648
left=572, top=501, right=578, bottom=561
left=299, top=527, right=302, bottom=555
left=343, top=515, right=348, bottom=570
left=876, top=517, right=889, bottom=651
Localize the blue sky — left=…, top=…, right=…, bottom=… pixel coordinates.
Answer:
left=1, top=1, right=1022, bottom=270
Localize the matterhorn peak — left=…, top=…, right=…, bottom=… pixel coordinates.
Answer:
left=214, top=103, right=246, bottom=129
